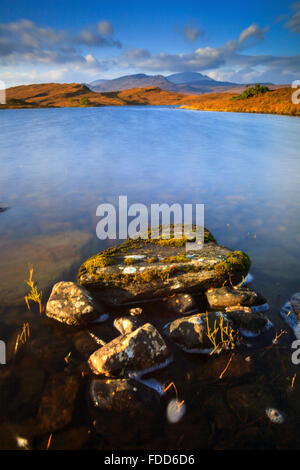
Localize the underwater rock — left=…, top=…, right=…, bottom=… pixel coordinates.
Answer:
left=265, top=408, right=285, bottom=424
left=38, top=426, right=91, bottom=450
left=0, top=230, right=92, bottom=307
left=37, top=372, right=80, bottom=433
left=280, top=292, right=300, bottom=339
left=224, top=308, right=271, bottom=337
left=77, top=226, right=251, bottom=305
left=129, top=307, right=143, bottom=316
left=206, top=286, right=266, bottom=309
left=89, top=378, right=162, bottom=443
left=162, top=293, right=197, bottom=315
left=46, top=281, right=104, bottom=326
left=30, top=332, right=73, bottom=368
left=89, top=377, right=161, bottom=414
left=113, top=316, right=145, bottom=335
left=165, top=311, right=235, bottom=353
left=166, top=399, right=186, bottom=424
left=88, top=323, right=171, bottom=377
left=226, top=384, right=277, bottom=424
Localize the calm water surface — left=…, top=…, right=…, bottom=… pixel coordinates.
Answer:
left=0, top=107, right=300, bottom=449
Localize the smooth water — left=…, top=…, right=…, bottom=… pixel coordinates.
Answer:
left=0, top=107, right=300, bottom=449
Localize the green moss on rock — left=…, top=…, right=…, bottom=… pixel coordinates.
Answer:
left=214, top=251, right=251, bottom=276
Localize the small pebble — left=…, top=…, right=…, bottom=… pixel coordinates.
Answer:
left=265, top=408, right=285, bottom=424
left=166, top=399, right=186, bottom=424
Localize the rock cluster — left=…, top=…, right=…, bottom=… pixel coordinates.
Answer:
left=42, top=227, right=272, bottom=440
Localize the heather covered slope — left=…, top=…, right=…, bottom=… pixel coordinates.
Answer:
left=1, top=82, right=298, bottom=116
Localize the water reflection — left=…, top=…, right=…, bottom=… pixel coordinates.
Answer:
left=0, top=107, right=299, bottom=449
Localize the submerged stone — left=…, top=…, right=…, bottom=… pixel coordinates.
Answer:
left=206, top=286, right=266, bottom=309
left=165, top=311, right=235, bottom=353
left=89, top=377, right=162, bottom=443
left=46, top=281, right=104, bottom=326
left=280, top=293, right=300, bottom=339
left=37, top=373, right=80, bottom=433
left=162, top=293, right=197, bottom=315
left=224, top=308, right=271, bottom=337
left=77, top=226, right=251, bottom=305
left=88, top=323, right=171, bottom=377
left=89, top=377, right=160, bottom=414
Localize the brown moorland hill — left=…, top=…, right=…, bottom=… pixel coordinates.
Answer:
left=181, top=87, right=299, bottom=117
left=1, top=82, right=298, bottom=116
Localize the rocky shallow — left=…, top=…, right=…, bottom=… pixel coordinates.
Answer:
left=3, top=226, right=297, bottom=450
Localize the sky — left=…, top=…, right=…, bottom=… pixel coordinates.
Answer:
left=0, top=0, right=300, bottom=87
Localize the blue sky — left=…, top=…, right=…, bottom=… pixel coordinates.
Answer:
left=0, top=0, right=299, bottom=86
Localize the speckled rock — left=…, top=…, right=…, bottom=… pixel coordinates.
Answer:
left=129, top=307, right=143, bottom=316
left=165, top=311, right=235, bottom=353
left=46, top=281, right=103, bottom=326
left=206, top=286, right=266, bottom=309
left=162, top=293, right=197, bottom=315
left=225, top=308, right=270, bottom=336
left=113, top=316, right=145, bottom=335
left=77, top=226, right=251, bottom=305
left=88, top=323, right=171, bottom=377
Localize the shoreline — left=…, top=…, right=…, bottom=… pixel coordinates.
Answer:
left=1, top=83, right=299, bottom=117
left=1, top=102, right=299, bottom=118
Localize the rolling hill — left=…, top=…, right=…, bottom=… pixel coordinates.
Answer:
left=1, top=82, right=298, bottom=116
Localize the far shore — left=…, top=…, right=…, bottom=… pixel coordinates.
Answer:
left=0, top=82, right=299, bottom=117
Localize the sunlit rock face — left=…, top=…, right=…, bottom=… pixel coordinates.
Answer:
left=113, top=316, right=145, bottom=335
left=206, top=286, right=266, bottom=309
left=77, top=226, right=251, bottom=305
left=46, top=281, right=103, bottom=326
left=88, top=323, right=171, bottom=377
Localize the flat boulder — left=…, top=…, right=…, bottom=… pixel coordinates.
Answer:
left=78, top=226, right=251, bottom=305
left=88, top=323, right=171, bottom=377
left=165, top=311, right=236, bottom=353
left=206, top=286, right=266, bottom=309
left=46, top=281, right=104, bottom=326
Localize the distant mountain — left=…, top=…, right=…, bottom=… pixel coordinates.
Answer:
left=166, top=72, right=215, bottom=84
left=89, top=74, right=178, bottom=92
left=88, top=73, right=278, bottom=95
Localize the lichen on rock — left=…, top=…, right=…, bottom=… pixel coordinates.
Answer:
left=77, top=226, right=251, bottom=305
left=88, top=323, right=171, bottom=377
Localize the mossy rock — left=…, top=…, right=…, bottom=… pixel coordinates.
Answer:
left=77, top=225, right=250, bottom=305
